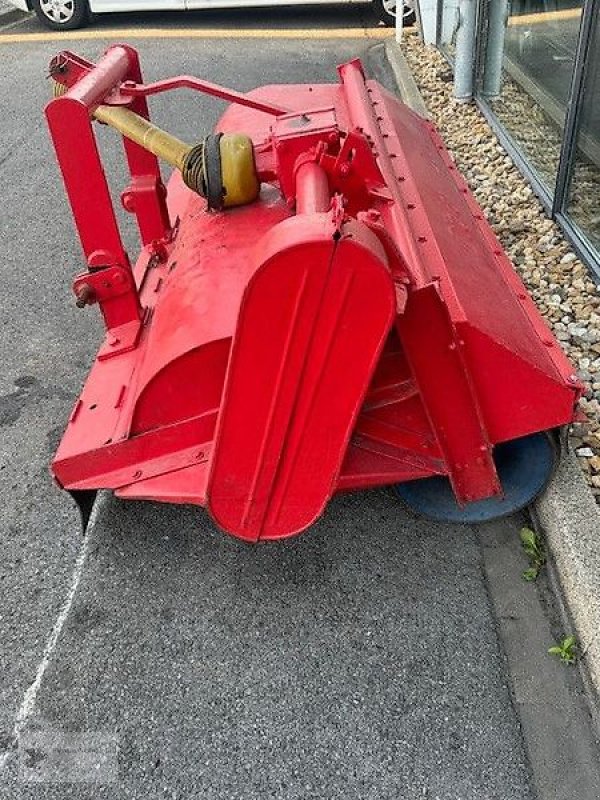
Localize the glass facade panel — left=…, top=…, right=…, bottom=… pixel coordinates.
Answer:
left=483, top=0, right=582, bottom=190
left=565, top=10, right=600, bottom=250
left=439, top=0, right=460, bottom=54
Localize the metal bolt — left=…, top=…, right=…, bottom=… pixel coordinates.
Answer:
left=121, top=191, right=135, bottom=213
left=75, top=284, right=94, bottom=308
left=150, top=240, right=168, bottom=263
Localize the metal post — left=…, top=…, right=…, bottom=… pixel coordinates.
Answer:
left=295, top=162, right=330, bottom=214
left=395, top=0, right=403, bottom=43
left=417, top=0, right=440, bottom=44
left=117, top=46, right=171, bottom=246
left=482, top=0, right=508, bottom=98
left=453, top=0, right=478, bottom=100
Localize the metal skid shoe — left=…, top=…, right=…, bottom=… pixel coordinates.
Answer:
left=394, top=432, right=559, bottom=523
left=45, top=47, right=583, bottom=542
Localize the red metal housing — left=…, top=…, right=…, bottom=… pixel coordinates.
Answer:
left=46, top=46, right=582, bottom=541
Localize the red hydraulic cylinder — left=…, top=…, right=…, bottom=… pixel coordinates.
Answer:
left=295, top=162, right=330, bottom=215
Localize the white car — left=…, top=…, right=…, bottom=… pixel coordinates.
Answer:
left=9, top=0, right=415, bottom=32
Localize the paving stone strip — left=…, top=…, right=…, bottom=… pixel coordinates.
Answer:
left=400, top=35, right=600, bottom=505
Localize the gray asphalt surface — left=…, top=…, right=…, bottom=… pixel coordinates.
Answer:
left=8, top=496, right=537, bottom=800
left=0, top=27, right=597, bottom=800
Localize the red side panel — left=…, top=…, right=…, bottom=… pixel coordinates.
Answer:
left=208, top=216, right=395, bottom=541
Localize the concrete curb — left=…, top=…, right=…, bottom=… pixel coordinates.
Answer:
left=479, top=519, right=600, bottom=799
left=383, top=40, right=429, bottom=119
left=384, top=39, right=600, bottom=723
left=532, top=448, right=600, bottom=728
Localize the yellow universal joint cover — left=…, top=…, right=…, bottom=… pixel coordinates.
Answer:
left=219, top=133, right=260, bottom=208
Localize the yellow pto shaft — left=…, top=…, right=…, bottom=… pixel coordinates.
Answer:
left=52, top=80, right=259, bottom=209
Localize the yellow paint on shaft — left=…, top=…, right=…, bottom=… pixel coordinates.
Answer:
left=53, top=79, right=191, bottom=168
left=94, top=104, right=190, bottom=169
left=0, top=26, right=395, bottom=44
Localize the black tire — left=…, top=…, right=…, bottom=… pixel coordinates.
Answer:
left=373, top=0, right=416, bottom=28
left=32, top=0, right=89, bottom=30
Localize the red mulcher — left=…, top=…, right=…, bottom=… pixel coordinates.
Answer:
left=46, top=45, right=583, bottom=540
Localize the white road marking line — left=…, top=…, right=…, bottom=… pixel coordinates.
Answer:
left=0, top=493, right=107, bottom=770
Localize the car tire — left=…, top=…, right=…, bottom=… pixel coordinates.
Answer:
left=373, top=0, right=416, bottom=28
left=32, top=0, right=89, bottom=30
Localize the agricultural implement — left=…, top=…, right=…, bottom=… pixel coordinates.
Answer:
left=46, top=45, right=582, bottom=540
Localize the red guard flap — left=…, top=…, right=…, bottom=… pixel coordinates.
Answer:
left=207, top=215, right=395, bottom=541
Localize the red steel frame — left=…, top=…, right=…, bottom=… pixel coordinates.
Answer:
left=46, top=46, right=583, bottom=541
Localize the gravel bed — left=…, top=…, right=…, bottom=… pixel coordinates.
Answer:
left=401, top=36, right=600, bottom=503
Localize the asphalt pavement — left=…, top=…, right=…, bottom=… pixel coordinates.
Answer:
left=0, top=21, right=599, bottom=800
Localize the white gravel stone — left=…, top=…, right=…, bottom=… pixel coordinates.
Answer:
left=561, top=253, right=577, bottom=264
